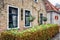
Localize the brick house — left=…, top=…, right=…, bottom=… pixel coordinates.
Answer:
left=0, top=0, right=47, bottom=31
left=43, top=0, right=60, bottom=25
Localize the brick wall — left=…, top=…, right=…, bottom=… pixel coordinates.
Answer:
left=0, top=0, right=47, bottom=31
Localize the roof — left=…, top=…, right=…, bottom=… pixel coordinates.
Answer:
left=58, top=8, right=60, bottom=10
left=57, top=8, right=60, bottom=13
left=43, top=0, right=58, bottom=12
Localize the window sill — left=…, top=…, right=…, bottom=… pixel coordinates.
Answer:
left=7, top=27, right=20, bottom=30
left=24, top=26, right=32, bottom=29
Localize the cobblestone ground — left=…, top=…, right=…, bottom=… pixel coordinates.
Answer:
left=51, top=33, right=60, bottom=40
left=51, top=28, right=60, bottom=40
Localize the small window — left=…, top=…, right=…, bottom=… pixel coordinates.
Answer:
left=40, top=13, right=43, bottom=24
left=55, top=16, right=58, bottom=20
left=25, top=10, right=30, bottom=27
left=9, top=7, right=18, bottom=28
left=34, top=0, right=38, bottom=2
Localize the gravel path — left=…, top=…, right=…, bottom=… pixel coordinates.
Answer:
left=51, top=33, right=60, bottom=40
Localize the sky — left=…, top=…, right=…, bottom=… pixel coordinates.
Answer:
left=48, top=0, right=60, bottom=5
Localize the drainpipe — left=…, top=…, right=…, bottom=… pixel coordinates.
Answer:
left=38, top=10, right=40, bottom=25
left=50, top=11, right=53, bottom=24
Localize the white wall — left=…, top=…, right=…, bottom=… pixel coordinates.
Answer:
left=47, top=13, right=50, bottom=23
left=58, top=14, right=60, bottom=25
left=47, top=12, right=60, bottom=25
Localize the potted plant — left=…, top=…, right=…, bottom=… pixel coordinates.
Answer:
left=42, top=17, right=47, bottom=24
left=28, top=15, right=35, bottom=22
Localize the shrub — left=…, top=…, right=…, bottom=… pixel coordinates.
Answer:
left=0, top=33, right=1, bottom=40
left=0, top=24, right=59, bottom=40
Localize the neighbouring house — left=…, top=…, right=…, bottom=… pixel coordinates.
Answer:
left=43, top=0, right=60, bottom=25
left=0, top=0, right=47, bottom=31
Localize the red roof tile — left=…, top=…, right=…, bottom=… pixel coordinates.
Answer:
left=43, top=0, right=58, bottom=12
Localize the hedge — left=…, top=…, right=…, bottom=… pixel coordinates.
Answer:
left=0, top=24, right=59, bottom=40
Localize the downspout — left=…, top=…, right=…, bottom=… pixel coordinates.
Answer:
left=50, top=11, right=53, bottom=24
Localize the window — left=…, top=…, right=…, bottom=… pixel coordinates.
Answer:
left=9, top=7, right=18, bottom=28
left=40, top=13, right=43, bottom=24
left=25, top=10, right=30, bottom=27
left=34, top=0, right=38, bottom=2
left=55, top=16, right=58, bottom=20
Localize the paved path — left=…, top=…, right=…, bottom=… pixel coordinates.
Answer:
left=51, top=26, right=60, bottom=40
left=51, top=33, right=60, bottom=40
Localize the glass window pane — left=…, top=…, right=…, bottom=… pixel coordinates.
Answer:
left=9, top=7, right=18, bottom=28
left=12, top=9, right=16, bottom=14
left=40, top=13, right=43, bottom=24
left=25, top=10, right=30, bottom=27
left=25, top=17, right=30, bottom=26
left=12, top=16, right=17, bottom=27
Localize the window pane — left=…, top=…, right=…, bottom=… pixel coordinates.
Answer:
left=35, top=0, right=37, bottom=1
left=25, top=17, right=30, bottom=26
left=34, top=0, right=38, bottom=2
left=9, top=7, right=18, bottom=28
left=40, top=13, right=43, bottom=24
left=25, top=10, right=30, bottom=27
left=12, top=9, right=17, bottom=14
left=9, top=7, right=18, bottom=14
left=12, top=16, right=17, bottom=27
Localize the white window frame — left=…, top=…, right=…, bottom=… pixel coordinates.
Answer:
left=7, top=5, right=20, bottom=30
left=23, top=9, right=32, bottom=28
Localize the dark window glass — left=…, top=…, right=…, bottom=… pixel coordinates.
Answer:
left=35, top=0, right=37, bottom=1
left=40, top=13, right=43, bottom=24
left=25, top=10, right=30, bottom=26
left=34, top=0, right=38, bottom=2
left=9, top=7, right=18, bottom=28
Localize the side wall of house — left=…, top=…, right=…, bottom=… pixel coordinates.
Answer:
left=0, top=0, right=47, bottom=31
left=47, top=12, right=60, bottom=25
left=47, top=12, right=51, bottom=23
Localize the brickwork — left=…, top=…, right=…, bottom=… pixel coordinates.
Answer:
left=0, top=0, right=47, bottom=31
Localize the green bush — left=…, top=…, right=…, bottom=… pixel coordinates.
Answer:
left=0, top=24, right=59, bottom=40
left=0, top=33, right=1, bottom=39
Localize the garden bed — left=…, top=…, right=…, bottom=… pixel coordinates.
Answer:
left=0, top=24, right=59, bottom=40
